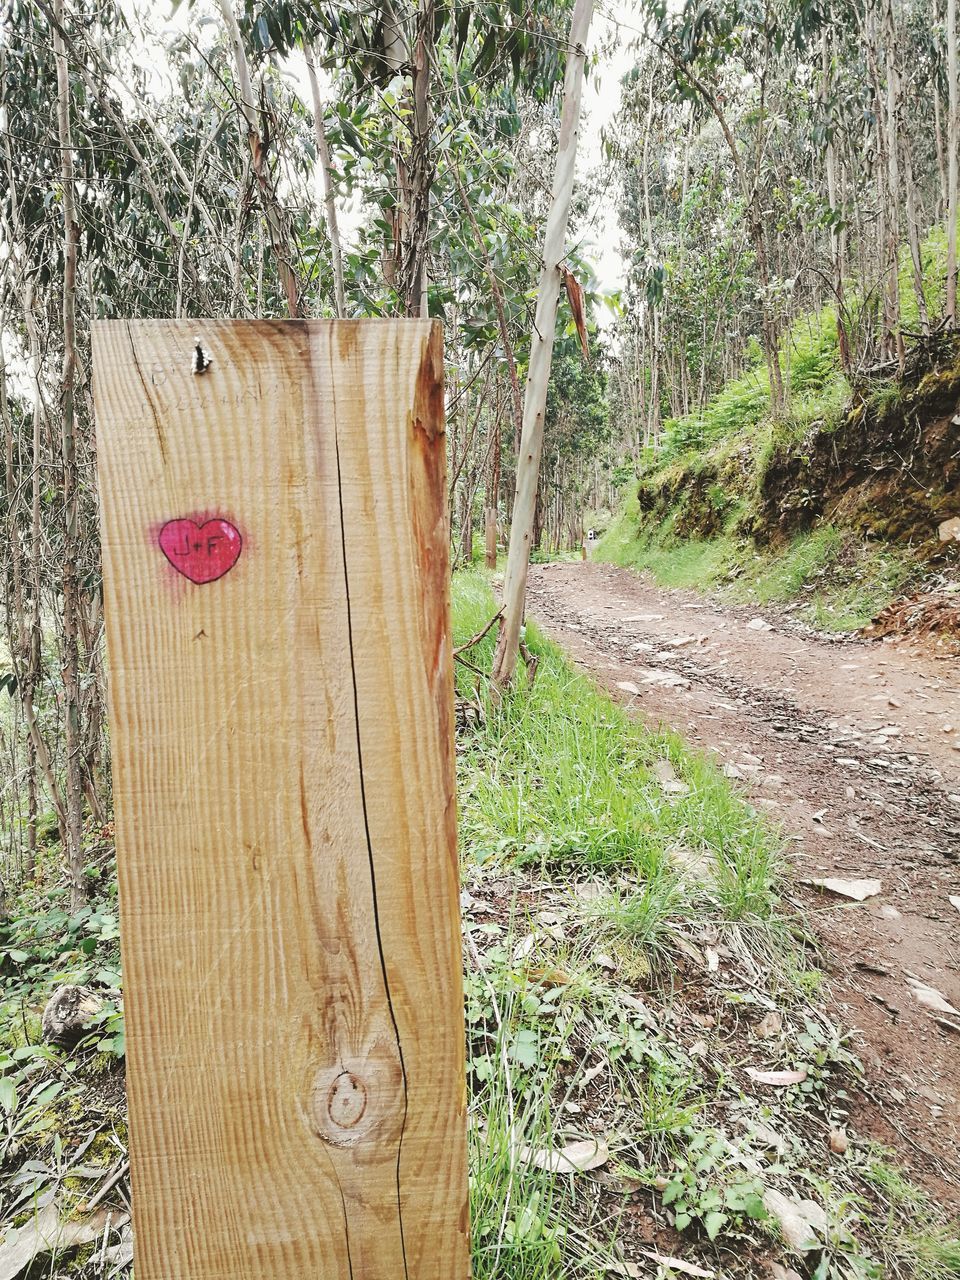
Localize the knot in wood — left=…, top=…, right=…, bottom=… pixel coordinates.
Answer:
left=309, top=1065, right=380, bottom=1148
left=327, top=1071, right=368, bottom=1130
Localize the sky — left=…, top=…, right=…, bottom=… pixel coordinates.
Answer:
left=577, top=4, right=636, bottom=302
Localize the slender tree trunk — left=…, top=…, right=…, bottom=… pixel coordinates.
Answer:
left=53, top=0, right=87, bottom=909
left=485, top=395, right=502, bottom=570
left=450, top=171, right=515, bottom=568
left=882, top=0, right=905, bottom=367
left=393, top=0, right=435, bottom=316
left=217, top=0, right=300, bottom=316
left=822, top=30, right=852, bottom=376
left=451, top=165, right=522, bottom=442
left=305, top=49, right=346, bottom=318
left=947, top=0, right=959, bottom=324
left=904, top=142, right=931, bottom=333
left=492, top=0, right=594, bottom=688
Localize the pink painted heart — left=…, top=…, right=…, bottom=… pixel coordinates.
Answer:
left=158, top=518, right=242, bottom=584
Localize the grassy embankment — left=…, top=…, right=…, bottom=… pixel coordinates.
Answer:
left=596, top=230, right=960, bottom=632
left=0, top=573, right=957, bottom=1277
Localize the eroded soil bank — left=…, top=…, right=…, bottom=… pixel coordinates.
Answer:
left=527, top=561, right=960, bottom=1205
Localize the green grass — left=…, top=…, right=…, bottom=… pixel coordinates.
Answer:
left=467, top=948, right=611, bottom=1280
left=454, top=572, right=781, bottom=930
left=730, top=529, right=917, bottom=630
left=596, top=500, right=918, bottom=634
left=593, top=493, right=737, bottom=590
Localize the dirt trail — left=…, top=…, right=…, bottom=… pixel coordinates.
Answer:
left=527, top=561, right=960, bottom=1201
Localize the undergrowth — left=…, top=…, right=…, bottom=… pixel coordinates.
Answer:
left=452, top=573, right=959, bottom=1278
left=0, top=573, right=957, bottom=1278
left=455, top=574, right=780, bottom=927
left=596, top=490, right=919, bottom=632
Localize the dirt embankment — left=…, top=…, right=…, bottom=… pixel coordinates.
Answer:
left=635, top=346, right=960, bottom=567
left=755, top=360, right=960, bottom=552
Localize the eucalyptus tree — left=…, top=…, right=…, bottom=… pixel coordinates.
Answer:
left=492, top=0, right=595, bottom=689
left=0, top=0, right=327, bottom=898
left=0, top=0, right=610, bottom=891
left=606, top=0, right=958, bottom=470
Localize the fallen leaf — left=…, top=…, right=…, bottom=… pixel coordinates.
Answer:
left=513, top=933, right=537, bottom=961
left=808, top=877, right=882, bottom=902
left=762, top=1189, right=825, bottom=1250
left=593, top=953, right=616, bottom=972
left=829, top=1128, right=849, bottom=1154
left=521, top=1135, right=610, bottom=1174
left=747, top=617, right=773, bottom=631
left=705, top=947, right=720, bottom=973
left=756, top=1011, right=783, bottom=1038
left=616, top=681, right=642, bottom=696
left=527, top=965, right=572, bottom=987
left=749, top=1120, right=785, bottom=1152
left=905, top=977, right=960, bottom=1018
left=578, top=1059, right=607, bottom=1090
left=104, top=1225, right=133, bottom=1269
left=594, top=1168, right=646, bottom=1195
left=637, top=1249, right=715, bottom=1278
left=0, top=1205, right=129, bottom=1280
left=746, top=1067, right=808, bottom=1087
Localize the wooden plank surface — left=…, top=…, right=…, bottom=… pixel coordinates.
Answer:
left=92, top=319, right=469, bottom=1280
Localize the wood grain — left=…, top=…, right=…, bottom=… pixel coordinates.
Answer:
left=92, top=319, right=470, bottom=1280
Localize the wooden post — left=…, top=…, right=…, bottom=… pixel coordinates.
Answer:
left=92, top=320, right=469, bottom=1280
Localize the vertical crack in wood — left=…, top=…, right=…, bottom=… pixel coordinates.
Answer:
left=330, top=365, right=411, bottom=1280
left=123, top=324, right=167, bottom=463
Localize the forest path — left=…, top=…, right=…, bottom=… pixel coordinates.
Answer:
left=526, top=560, right=960, bottom=1201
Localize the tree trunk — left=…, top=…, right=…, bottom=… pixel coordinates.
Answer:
left=904, top=143, right=931, bottom=334
left=305, top=49, right=346, bottom=318
left=822, top=29, right=852, bottom=376
left=484, top=506, right=498, bottom=568
left=452, top=166, right=522, bottom=444
left=485, top=394, right=502, bottom=569
left=947, top=0, right=959, bottom=324
left=491, top=0, right=594, bottom=688
left=881, top=0, right=905, bottom=367
left=217, top=0, right=300, bottom=316
left=393, top=0, right=435, bottom=316
left=53, top=0, right=87, bottom=909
